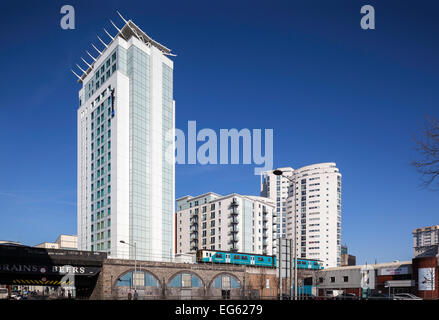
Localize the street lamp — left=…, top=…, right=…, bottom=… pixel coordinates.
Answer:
left=273, top=169, right=298, bottom=301
left=120, top=240, right=137, bottom=293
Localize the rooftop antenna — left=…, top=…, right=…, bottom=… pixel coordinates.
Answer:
left=76, top=64, right=86, bottom=74
left=91, top=43, right=102, bottom=55
left=117, top=10, right=129, bottom=24
left=71, top=69, right=82, bottom=80
left=97, top=35, right=108, bottom=48
left=86, top=50, right=97, bottom=62
left=81, top=57, right=92, bottom=69
left=110, top=20, right=123, bottom=35
left=103, top=28, right=114, bottom=41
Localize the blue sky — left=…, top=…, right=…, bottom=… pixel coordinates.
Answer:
left=0, top=0, right=438, bottom=264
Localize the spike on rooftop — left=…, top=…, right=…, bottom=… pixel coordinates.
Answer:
left=72, top=12, right=174, bottom=83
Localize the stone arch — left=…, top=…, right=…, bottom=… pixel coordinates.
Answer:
left=114, top=268, right=162, bottom=288
left=166, top=270, right=206, bottom=300
left=208, top=272, right=242, bottom=289
left=207, top=272, right=243, bottom=299
left=113, top=268, right=163, bottom=299
left=166, top=269, right=205, bottom=288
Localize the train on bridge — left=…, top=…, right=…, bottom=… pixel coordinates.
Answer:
left=196, top=249, right=324, bottom=270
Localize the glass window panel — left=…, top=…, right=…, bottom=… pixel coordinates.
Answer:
left=181, top=274, right=192, bottom=288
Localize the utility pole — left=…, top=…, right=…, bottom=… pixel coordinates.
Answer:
left=290, top=238, right=293, bottom=299
left=272, top=169, right=298, bottom=301
left=120, top=240, right=137, bottom=293
left=279, top=238, right=282, bottom=300
left=294, top=213, right=297, bottom=300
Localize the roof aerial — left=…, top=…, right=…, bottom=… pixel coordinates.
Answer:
left=72, top=11, right=174, bottom=83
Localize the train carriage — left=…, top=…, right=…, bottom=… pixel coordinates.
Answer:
left=197, top=249, right=324, bottom=270
left=197, top=249, right=276, bottom=268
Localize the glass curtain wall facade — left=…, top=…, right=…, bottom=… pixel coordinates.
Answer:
left=77, top=21, right=175, bottom=262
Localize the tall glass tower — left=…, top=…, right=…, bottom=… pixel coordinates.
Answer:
left=76, top=18, right=175, bottom=262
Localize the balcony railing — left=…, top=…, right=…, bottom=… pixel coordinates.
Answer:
left=228, top=219, right=238, bottom=227
left=228, top=210, right=238, bottom=217
left=229, top=199, right=239, bottom=208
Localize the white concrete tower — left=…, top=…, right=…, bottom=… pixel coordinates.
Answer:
left=285, top=163, right=342, bottom=267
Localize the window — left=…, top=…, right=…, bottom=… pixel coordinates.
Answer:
left=330, top=277, right=335, bottom=283
left=343, top=276, right=348, bottom=282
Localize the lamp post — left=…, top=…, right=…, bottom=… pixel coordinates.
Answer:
left=273, top=169, right=297, bottom=301
left=120, top=240, right=137, bottom=292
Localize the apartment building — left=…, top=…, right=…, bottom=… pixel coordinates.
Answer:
left=261, top=163, right=342, bottom=267
left=175, top=193, right=276, bottom=256
left=413, top=225, right=439, bottom=257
